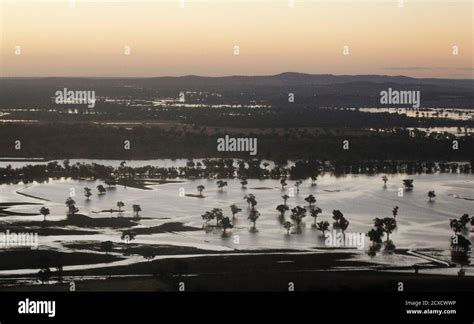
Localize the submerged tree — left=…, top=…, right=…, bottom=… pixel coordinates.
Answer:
left=310, top=206, right=323, bottom=227
left=116, top=201, right=125, bottom=212
left=367, top=227, right=384, bottom=248
left=97, top=185, right=107, bottom=195
left=450, top=214, right=471, bottom=234
left=280, top=178, right=287, bottom=189
left=216, top=180, right=228, bottom=191
left=197, top=185, right=205, bottom=196
left=240, top=179, right=248, bottom=189
left=332, top=210, right=349, bottom=237
left=283, top=221, right=293, bottom=234
left=428, top=191, right=436, bottom=202
left=374, top=217, right=397, bottom=250
left=248, top=209, right=260, bottom=230
left=305, top=194, right=316, bottom=207
left=211, top=208, right=224, bottom=226
left=403, top=179, right=414, bottom=190
left=281, top=194, right=290, bottom=207
left=65, top=197, right=75, bottom=208
left=201, top=211, right=214, bottom=227
left=332, top=210, right=344, bottom=228
left=392, top=206, right=399, bottom=218
left=290, top=206, right=307, bottom=227
left=338, top=217, right=349, bottom=237
left=244, top=194, right=257, bottom=209
left=132, top=204, right=142, bottom=218
left=230, top=204, right=242, bottom=218
left=220, top=216, right=233, bottom=235
left=65, top=198, right=78, bottom=216
left=276, top=204, right=289, bottom=217
left=244, top=194, right=256, bottom=208
left=316, top=221, right=330, bottom=236
left=382, top=175, right=388, bottom=187
left=295, top=180, right=303, bottom=192
left=84, top=187, right=92, bottom=200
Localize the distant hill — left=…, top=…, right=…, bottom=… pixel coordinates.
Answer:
left=1, top=73, right=473, bottom=108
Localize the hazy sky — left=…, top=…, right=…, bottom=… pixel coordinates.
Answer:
left=1, top=0, right=472, bottom=78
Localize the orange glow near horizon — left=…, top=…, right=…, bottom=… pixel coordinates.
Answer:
left=1, top=0, right=472, bottom=78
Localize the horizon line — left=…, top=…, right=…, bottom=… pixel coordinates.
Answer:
left=1, top=72, right=473, bottom=81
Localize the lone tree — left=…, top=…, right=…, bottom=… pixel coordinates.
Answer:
left=101, top=241, right=113, bottom=254
left=382, top=175, right=388, bottom=187
left=240, top=179, right=248, bottom=189
left=276, top=204, right=289, bottom=217
left=392, top=206, right=399, bottom=218
left=244, top=194, right=257, bottom=209
left=310, top=175, right=318, bottom=186
left=280, top=178, right=287, bottom=189
left=248, top=209, right=260, bottom=230
left=216, top=180, right=228, bottom=191
left=295, top=180, right=303, bottom=192
left=310, top=206, right=323, bottom=227
left=197, top=185, right=205, bottom=196
left=97, top=185, right=107, bottom=195
left=121, top=230, right=136, bottom=247
left=230, top=204, right=242, bottom=218
left=244, top=194, right=256, bottom=207
left=132, top=204, right=141, bottom=218
left=305, top=194, right=316, bottom=207
left=84, top=187, right=92, bottom=200
left=219, top=217, right=233, bottom=234
left=40, top=207, right=50, bottom=222
left=316, top=221, right=330, bottom=236
left=117, top=201, right=125, bottom=212
left=283, top=221, right=293, bottom=234
left=403, top=179, right=414, bottom=190
left=281, top=194, right=290, bottom=206
left=290, top=206, right=307, bottom=227
left=428, top=191, right=436, bottom=202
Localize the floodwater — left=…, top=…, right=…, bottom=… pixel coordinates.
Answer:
left=1, top=172, right=472, bottom=253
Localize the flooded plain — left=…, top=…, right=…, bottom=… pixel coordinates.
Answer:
left=1, top=173, right=472, bottom=251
